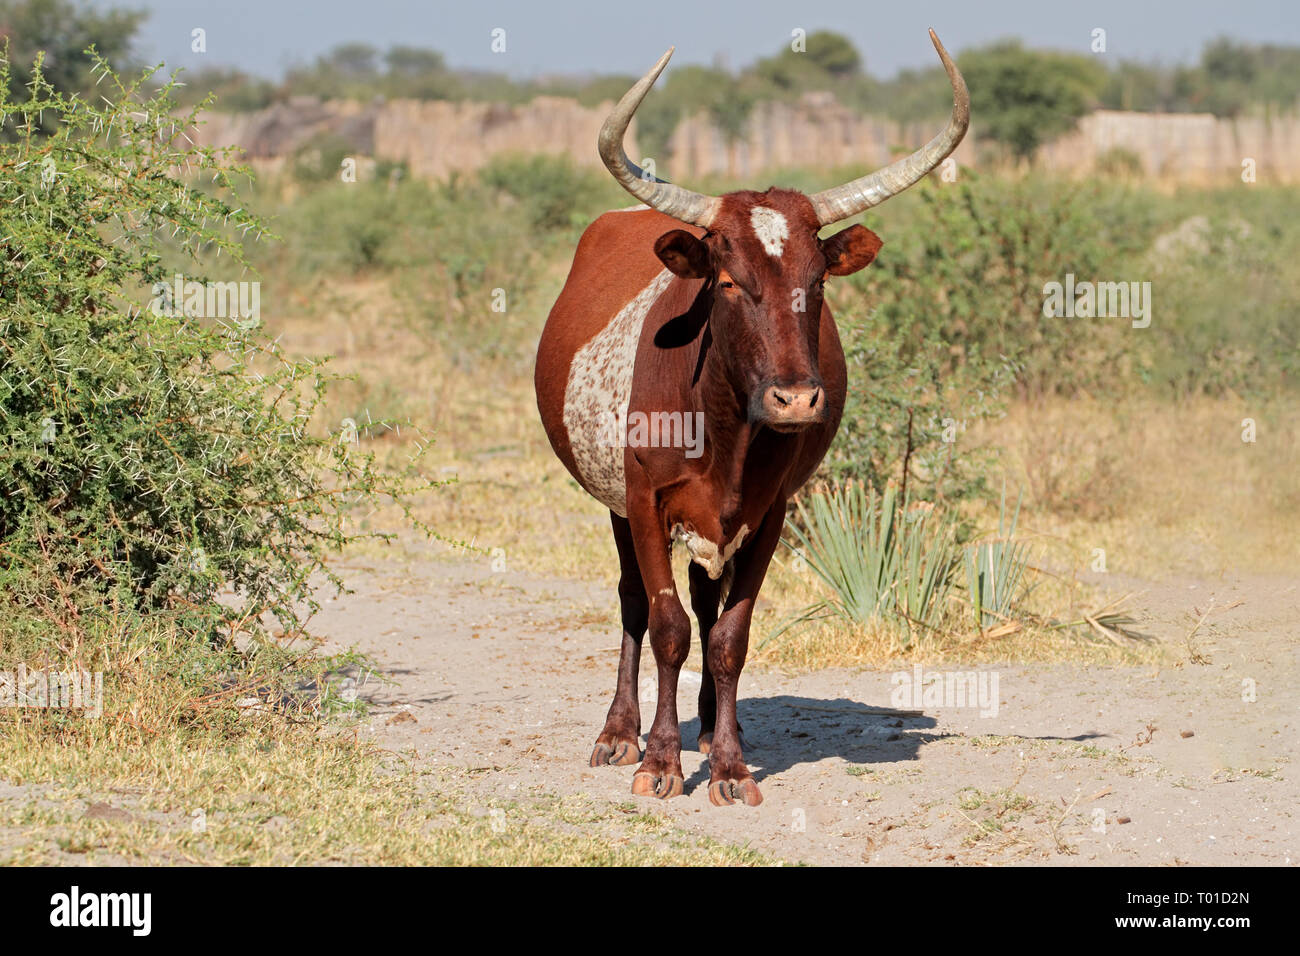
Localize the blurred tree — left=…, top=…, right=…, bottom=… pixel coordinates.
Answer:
left=1247, top=43, right=1300, bottom=111
left=635, top=64, right=753, bottom=164
left=384, top=45, right=445, bottom=77
left=1098, top=38, right=1300, bottom=117
left=1202, top=37, right=1256, bottom=84
left=571, top=73, right=638, bottom=107
left=0, top=0, right=143, bottom=114
left=323, top=42, right=379, bottom=79
left=382, top=45, right=459, bottom=99
left=1196, top=38, right=1254, bottom=116
left=1100, top=61, right=1170, bottom=112
left=958, top=40, right=1106, bottom=161
left=171, top=66, right=276, bottom=111
left=869, top=64, right=952, bottom=122
left=804, top=30, right=863, bottom=77
left=285, top=42, right=381, bottom=99
left=753, top=29, right=861, bottom=93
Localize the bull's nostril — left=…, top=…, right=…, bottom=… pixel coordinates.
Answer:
left=762, top=383, right=824, bottom=424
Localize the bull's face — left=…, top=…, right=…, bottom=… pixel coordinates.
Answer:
left=595, top=30, right=967, bottom=430
left=651, top=190, right=882, bottom=432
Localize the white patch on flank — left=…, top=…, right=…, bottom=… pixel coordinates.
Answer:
left=750, top=206, right=789, bottom=257
left=673, top=524, right=750, bottom=580
left=563, top=269, right=675, bottom=516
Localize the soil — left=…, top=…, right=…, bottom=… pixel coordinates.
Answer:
left=318, top=549, right=1299, bottom=865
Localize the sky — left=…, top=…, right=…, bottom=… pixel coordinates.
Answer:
left=93, top=0, right=1300, bottom=80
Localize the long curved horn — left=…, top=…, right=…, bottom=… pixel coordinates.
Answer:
left=808, top=29, right=970, bottom=227
left=598, top=47, right=722, bottom=229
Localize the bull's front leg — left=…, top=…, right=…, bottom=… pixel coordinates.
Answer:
left=624, top=476, right=689, bottom=800
left=705, top=499, right=785, bottom=807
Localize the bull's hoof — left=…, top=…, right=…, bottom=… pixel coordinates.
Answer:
left=631, top=770, right=684, bottom=800
left=707, top=777, right=763, bottom=807
left=590, top=738, right=641, bottom=767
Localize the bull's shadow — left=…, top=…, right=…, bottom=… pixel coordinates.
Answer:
left=674, top=695, right=937, bottom=790
left=674, top=695, right=1104, bottom=791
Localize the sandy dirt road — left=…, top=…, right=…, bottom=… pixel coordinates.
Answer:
left=320, top=549, right=1298, bottom=865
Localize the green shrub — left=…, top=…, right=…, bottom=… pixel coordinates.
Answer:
left=477, top=152, right=621, bottom=232
left=1094, top=147, right=1144, bottom=178
left=1141, top=196, right=1300, bottom=396
left=290, top=130, right=362, bottom=184
left=823, top=313, right=1018, bottom=504
left=274, top=178, right=416, bottom=273
left=824, top=174, right=1159, bottom=499
left=859, top=175, right=1153, bottom=394
left=0, top=48, right=436, bottom=705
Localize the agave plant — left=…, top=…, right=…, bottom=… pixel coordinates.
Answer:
left=776, top=481, right=959, bottom=645
left=963, top=483, right=1030, bottom=630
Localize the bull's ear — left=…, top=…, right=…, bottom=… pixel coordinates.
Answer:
left=822, top=224, right=883, bottom=276
left=654, top=229, right=710, bottom=279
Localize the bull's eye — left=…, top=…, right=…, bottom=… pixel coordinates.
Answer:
left=718, top=280, right=736, bottom=290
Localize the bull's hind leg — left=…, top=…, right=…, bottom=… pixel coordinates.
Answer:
left=589, top=512, right=647, bottom=767
left=705, top=502, right=785, bottom=807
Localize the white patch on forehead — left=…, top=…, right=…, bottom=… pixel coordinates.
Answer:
left=749, top=206, right=789, bottom=257
left=562, top=269, right=675, bottom=517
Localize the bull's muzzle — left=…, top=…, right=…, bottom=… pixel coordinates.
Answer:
left=756, top=381, right=825, bottom=432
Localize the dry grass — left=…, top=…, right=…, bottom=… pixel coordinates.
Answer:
left=747, top=613, right=1158, bottom=673
left=0, top=749, right=773, bottom=866
left=0, top=698, right=771, bottom=866
left=750, top=562, right=1161, bottom=672
left=270, top=276, right=620, bottom=586
left=974, top=393, right=1300, bottom=578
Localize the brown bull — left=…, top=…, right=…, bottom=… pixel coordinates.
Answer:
left=535, top=30, right=969, bottom=806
